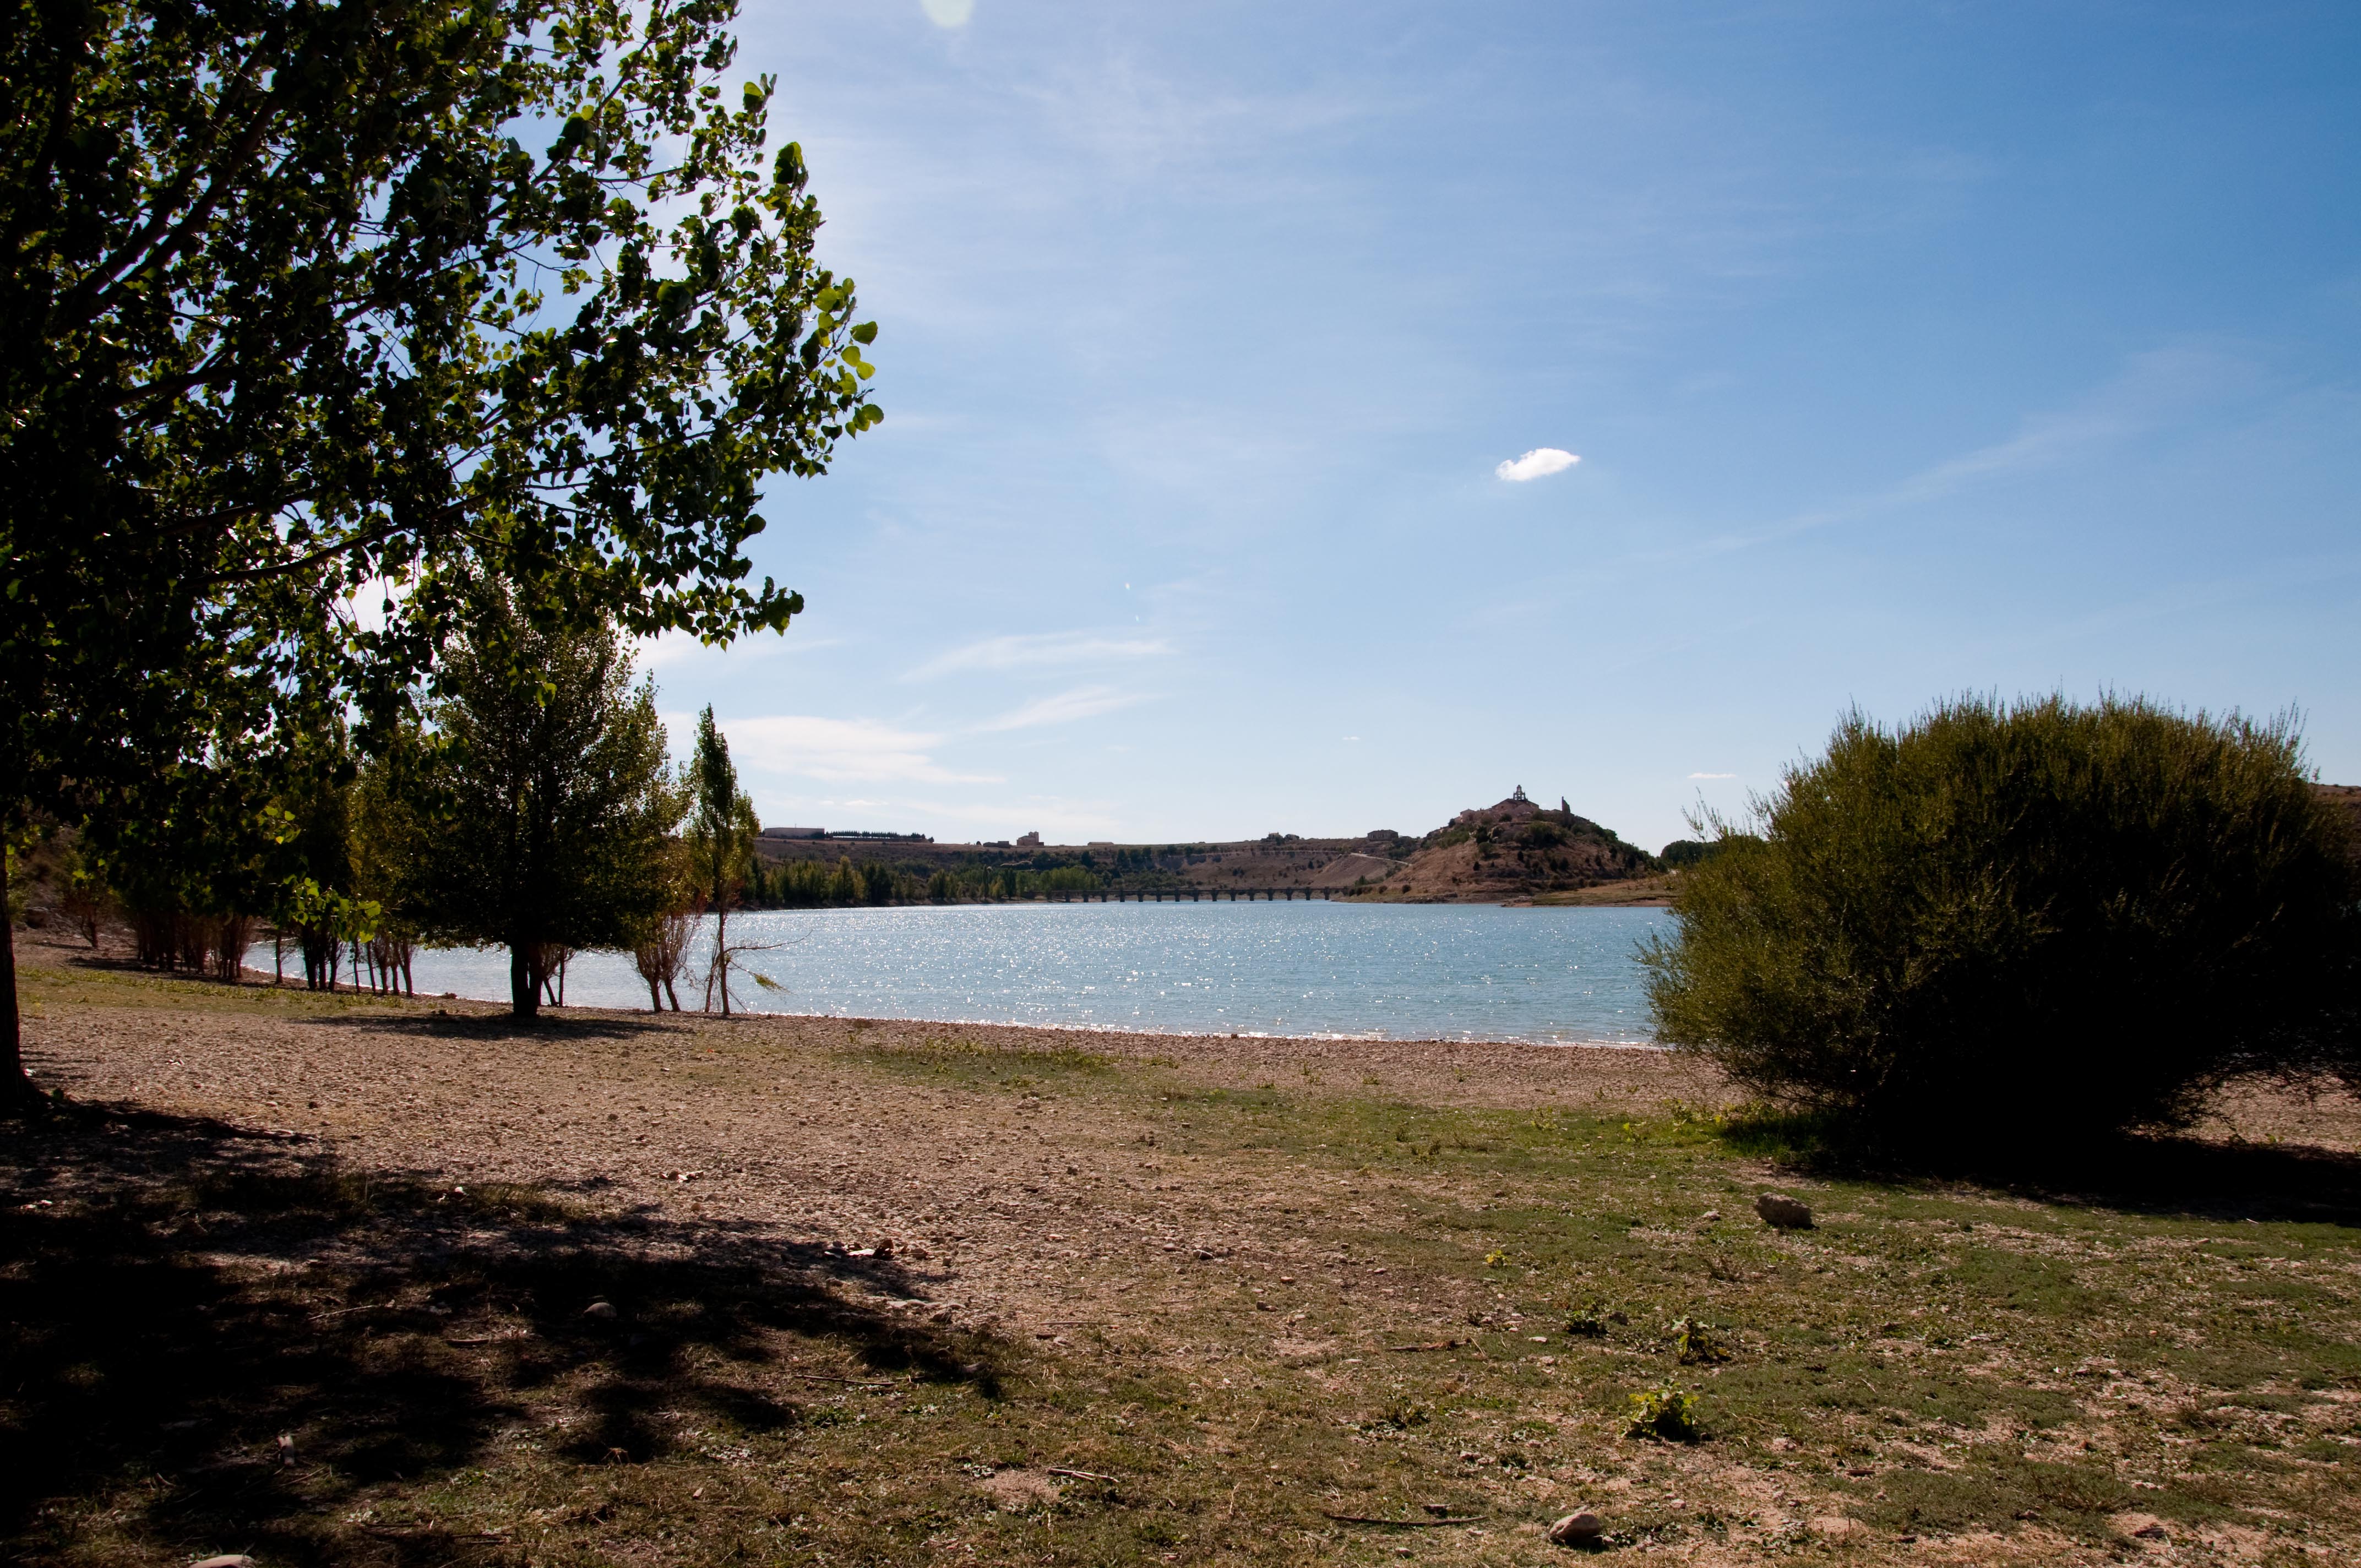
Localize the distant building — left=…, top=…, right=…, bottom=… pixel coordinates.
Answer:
left=1016, top=831, right=1042, bottom=847
left=759, top=826, right=824, bottom=839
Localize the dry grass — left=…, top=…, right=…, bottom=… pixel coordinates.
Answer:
left=6, top=939, right=2359, bottom=1566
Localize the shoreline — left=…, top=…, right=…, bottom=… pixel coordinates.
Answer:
left=232, top=973, right=1668, bottom=1052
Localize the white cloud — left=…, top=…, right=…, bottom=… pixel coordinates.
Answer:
left=920, top=0, right=972, bottom=28
left=905, top=630, right=1172, bottom=681
left=973, top=684, right=1144, bottom=732
left=692, top=714, right=1000, bottom=785
left=1688, top=771, right=1737, bottom=780
left=633, top=629, right=836, bottom=677
left=1495, top=447, right=1581, bottom=482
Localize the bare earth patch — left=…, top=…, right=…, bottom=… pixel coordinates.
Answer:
left=6, top=936, right=2358, bottom=1567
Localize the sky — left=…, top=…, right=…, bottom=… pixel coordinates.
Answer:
left=644, top=0, right=2361, bottom=851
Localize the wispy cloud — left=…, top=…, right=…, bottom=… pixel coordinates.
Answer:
left=1659, top=346, right=2265, bottom=567
left=697, top=714, right=1001, bottom=785
left=973, top=684, right=1144, bottom=732
left=905, top=631, right=1173, bottom=681
left=1496, top=447, right=1580, bottom=482
left=1688, top=771, right=1737, bottom=780
left=920, top=0, right=971, bottom=28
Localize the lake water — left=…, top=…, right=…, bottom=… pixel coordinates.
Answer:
left=268, top=902, right=1670, bottom=1046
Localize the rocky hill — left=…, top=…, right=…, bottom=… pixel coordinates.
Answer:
left=1347, top=788, right=1658, bottom=903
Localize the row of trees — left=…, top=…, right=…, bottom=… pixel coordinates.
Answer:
left=48, top=580, right=1127, bottom=1016
left=759, top=861, right=1103, bottom=906
left=44, top=588, right=766, bottom=1020
left=3, top=0, right=884, bottom=1100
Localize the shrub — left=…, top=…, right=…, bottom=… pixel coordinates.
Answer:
left=1642, top=695, right=2361, bottom=1154
left=1625, top=1383, right=1702, bottom=1441
left=1671, top=1316, right=1732, bottom=1365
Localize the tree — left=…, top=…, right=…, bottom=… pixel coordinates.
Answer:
left=627, top=835, right=695, bottom=1011
left=403, top=590, right=681, bottom=1017
left=352, top=741, right=434, bottom=995
left=1641, top=696, right=2361, bottom=1157
left=684, top=707, right=757, bottom=1014
left=2, top=0, right=878, bottom=1099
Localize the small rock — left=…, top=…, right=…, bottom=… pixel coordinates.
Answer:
left=582, top=1300, right=617, bottom=1320
left=1548, top=1510, right=1604, bottom=1544
left=192, top=1558, right=257, bottom=1568
left=873, top=1238, right=895, bottom=1259
left=1755, top=1192, right=1814, bottom=1229
left=1700, top=1209, right=1722, bottom=1222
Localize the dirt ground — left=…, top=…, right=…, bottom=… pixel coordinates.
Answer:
left=14, top=934, right=1726, bottom=1347
left=8, top=933, right=2360, bottom=1568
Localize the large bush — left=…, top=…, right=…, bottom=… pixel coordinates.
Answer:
left=1642, top=696, right=2360, bottom=1151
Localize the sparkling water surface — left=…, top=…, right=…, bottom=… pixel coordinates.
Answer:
left=274, top=902, right=1668, bottom=1045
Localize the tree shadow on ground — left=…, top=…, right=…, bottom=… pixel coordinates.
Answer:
left=309, top=1007, right=697, bottom=1044
left=2004, top=1131, right=2361, bottom=1227
left=0, top=1100, right=998, bottom=1565
left=1731, top=1111, right=2361, bottom=1227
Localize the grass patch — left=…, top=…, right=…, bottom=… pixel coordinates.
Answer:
left=864, top=1033, right=1120, bottom=1088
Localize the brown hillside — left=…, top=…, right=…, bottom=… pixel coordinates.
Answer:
left=1352, top=787, right=1656, bottom=903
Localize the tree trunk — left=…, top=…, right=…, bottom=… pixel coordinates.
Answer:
left=1, top=910, right=40, bottom=1110
left=509, top=944, right=539, bottom=1019
left=714, top=903, right=731, bottom=1017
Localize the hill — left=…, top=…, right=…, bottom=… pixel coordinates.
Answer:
left=1347, top=787, right=1658, bottom=902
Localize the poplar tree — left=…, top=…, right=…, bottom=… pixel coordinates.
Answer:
left=684, top=706, right=757, bottom=1014
left=403, top=590, right=681, bottom=1018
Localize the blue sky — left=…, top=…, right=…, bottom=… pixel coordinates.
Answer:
left=646, top=0, right=2361, bottom=851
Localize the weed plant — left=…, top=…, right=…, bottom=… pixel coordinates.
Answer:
left=1643, top=694, right=2361, bottom=1156
left=1625, top=1383, right=1703, bottom=1441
